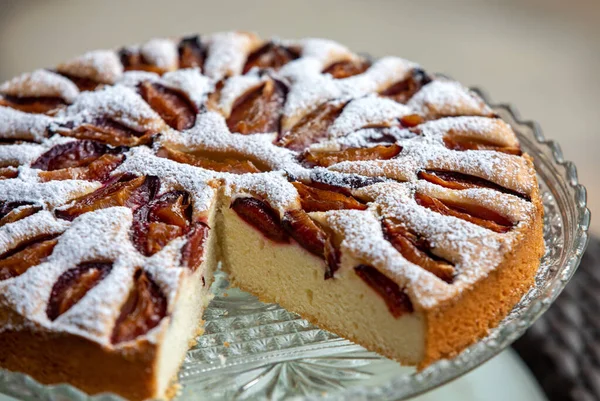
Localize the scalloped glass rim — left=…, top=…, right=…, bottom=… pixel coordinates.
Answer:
left=0, top=89, right=591, bottom=401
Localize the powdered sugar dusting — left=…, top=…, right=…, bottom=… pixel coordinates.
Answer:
left=57, top=50, right=124, bottom=84
left=407, top=79, right=493, bottom=119
left=329, top=95, right=411, bottom=137
left=0, top=107, right=52, bottom=142
left=296, top=38, right=353, bottom=64
left=59, top=85, right=165, bottom=132
left=0, top=143, right=46, bottom=167
left=216, top=72, right=266, bottom=115
left=0, top=178, right=100, bottom=208
left=162, top=68, right=212, bottom=108
left=0, top=70, right=79, bottom=103
left=141, top=38, right=178, bottom=70
left=117, top=70, right=160, bottom=88
left=116, top=147, right=217, bottom=217
left=204, top=32, right=258, bottom=80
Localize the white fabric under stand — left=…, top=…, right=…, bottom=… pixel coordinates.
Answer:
left=0, top=349, right=547, bottom=401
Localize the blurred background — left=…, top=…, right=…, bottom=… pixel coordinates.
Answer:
left=0, top=0, right=598, bottom=235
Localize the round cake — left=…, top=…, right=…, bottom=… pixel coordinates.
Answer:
left=0, top=31, right=544, bottom=400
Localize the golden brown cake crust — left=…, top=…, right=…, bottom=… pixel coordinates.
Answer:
left=421, top=181, right=545, bottom=367
left=0, top=330, right=158, bottom=400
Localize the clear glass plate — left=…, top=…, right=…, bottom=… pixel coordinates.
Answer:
left=0, top=91, right=590, bottom=401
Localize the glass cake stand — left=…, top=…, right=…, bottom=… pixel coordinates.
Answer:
left=0, top=90, right=590, bottom=401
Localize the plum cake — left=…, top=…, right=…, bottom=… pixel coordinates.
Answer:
left=0, top=32, right=544, bottom=400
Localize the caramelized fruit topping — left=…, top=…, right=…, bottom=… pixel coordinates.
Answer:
left=119, top=49, right=166, bottom=74
left=302, top=144, right=402, bottom=167
left=156, top=146, right=262, bottom=174
left=32, top=140, right=115, bottom=171
left=226, top=79, right=286, bottom=135
left=57, top=73, right=101, bottom=92
left=399, top=114, right=424, bottom=128
left=0, top=167, right=18, bottom=180
left=52, top=118, right=155, bottom=147
left=418, top=170, right=529, bottom=200
left=354, top=264, right=413, bottom=318
left=111, top=269, right=167, bottom=344
left=132, top=191, right=191, bottom=256
left=380, top=68, right=432, bottom=104
left=382, top=219, right=454, bottom=283
left=178, top=35, right=206, bottom=70
left=281, top=209, right=341, bottom=279
left=0, top=235, right=59, bottom=281
left=0, top=201, right=33, bottom=220
left=0, top=204, right=42, bottom=227
left=277, top=101, right=347, bottom=151
left=322, top=59, right=371, bottom=79
left=415, top=192, right=513, bottom=233
left=39, top=153, right=124, bottom=182
left=243, top=42, right=300, bottom=73
left=292, top=182, right=367, bottom=212
left=0, top=95, right=66, bottom=115
left=309, top=170, right=385, bottom=196
left=56, top=174, right=159, bottom=221
left=282, top=209, right=326, bottom=258
left=231, top=197, right=289, bottom=243
left=139, top=82, right=196, bottom=130
left=46, top=262, right=112, bottom=320
left=443, top=134, right=522, bottom=156
left=324, top=236, right=341, bottom=279
left=181, top=222, right=210, bottom=271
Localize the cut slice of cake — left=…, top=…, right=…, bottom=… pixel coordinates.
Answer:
left=0, top=31, right=544, bottom=400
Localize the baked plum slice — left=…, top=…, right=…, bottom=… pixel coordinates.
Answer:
left=415, top=192, right=513, bottom=233
left=322, top=59, right=371, bottom=79
left=379, top=68, right=432, bottom=104
left=47, top=262, right=112, bottom=320
left=180, top=222, right=210, bottom=271
left=282, top=209, right=340, bottom=279
left=226, top=79, right=287, bottom=135
left=55, top=72, right=101, bottom=92
left=354, top=264, right=413, bottom=318
left=443, top=134, right=522, bottom=156
left=399, top=114, right=424, bottom=128
left=178, top=35, right=206, bottom=70
left=0, top=201, right=42, bottom=227
left=0, top=234, right=59, bottom=281
left=156, top=146, right=262, bottom=174
left=309, top=170, right=385, bottom=196
left=277, top=101, right=347, bottom=151
left=0, top=168, right=17, bottom=180
left=282, top=209, right=326, bottom=257
left=139, top=82, right=196, bottom=130
left=32, top=140, right=116, bottom=171
left=292, top=182, right=367, bottom=212
left=119, top=48, right=167, bottom=75
left=418, top=170, right=529, bottom=200
left=132, top=191, right=191, bottom=256
left=56, top=174, right=159, bottom=221
left=39, top=154, right=124, bottom=182
left=382, top=219, right=454, bottom=283
left=231, top=197, right=289, bottom=243
left=111, top=269, right=167, bottom=344
left=33, top=140, right=125, bottom=182
left=50, top=118, right=156, bottom=147
left=302, top=144, right=402, bottom=167
left=0, top=95, right=66, bottom=115
left=243, top=42, right=300, bottom=73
